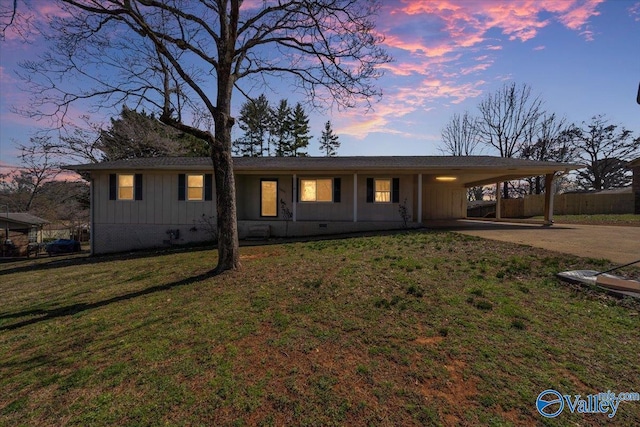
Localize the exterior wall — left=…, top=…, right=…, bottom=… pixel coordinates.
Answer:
left=236, top=174, right=295, bottom=220
left=93, top=223, right=214, bottom=254
left=92, top=171, right=216, bottom=254
left=422, top=183, right=466, bottom=220
left=238, top=220, right=420, bottom=239
left=91, top=170, right=469, bottom=254
left=236, top=174, right=417, bottom=223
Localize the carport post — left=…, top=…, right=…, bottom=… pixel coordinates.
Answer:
left=544, top=173, right=555, bottom=225
left=495, top=183, right=502, bottom=219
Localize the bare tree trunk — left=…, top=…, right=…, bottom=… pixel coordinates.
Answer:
left=212, top=6, right=240, bottom=273
left=211, top=133, right=240, bottom=272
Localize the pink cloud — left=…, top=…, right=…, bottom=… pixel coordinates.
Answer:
left=0, top=66, right=16, bottom=84
left=1, top=1, right=71, bottom=42
left=397, top=78, right=486, bottom=105
left=533, top=45, right=546, bottom=51
left=380, top=0, right=604, bottom=64
left=554, top=0, right=603, bottom=30
left=630, top=3, right=640, bottom=21
left=336, top=99, right=417, bottom=139
left=0, top=161, right=18, bottom=174
left=334, top=74, right=486, bottom=140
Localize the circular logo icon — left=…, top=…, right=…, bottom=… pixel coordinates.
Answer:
left=537, top=389, right=564, bottom=418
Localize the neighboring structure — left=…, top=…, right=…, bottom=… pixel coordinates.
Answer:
left=0, top=212, right=49, bottom=257
left=66, top=156, right=577, bottom=255
left=42, top=223, right=91, bottom=242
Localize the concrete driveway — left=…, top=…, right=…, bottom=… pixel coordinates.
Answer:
left=433, top=220, right=640, bottom=265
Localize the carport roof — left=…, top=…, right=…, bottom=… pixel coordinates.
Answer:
left=1, top=213, right=49, bottom=227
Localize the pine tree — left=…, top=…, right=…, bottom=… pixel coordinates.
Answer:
left=98, top=106, right=209, bottom=160
left=233, top=94, right=270, bottom=156
left=269, top=99, right=293, bottom=157
left=289, top=103, right=311, bottom=157
left=319, top=120, right=340, bottom=156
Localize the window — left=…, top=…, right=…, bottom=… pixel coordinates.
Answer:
left=187, top=174, right=204, bottom=201
left=109, top=173, right=142, bottom=200
left=28, top=227, right=37, bottom=244
left=261, top=180, right=278, bottom=217
left=179, top=174, right=212, bottom=201
left=366, top=177, right=399, bottom=204
left=300, top=178, right=333, bottom=202
left=374, top=179, right=391, bottom=203
left=118, top=174, right=134, bottom=200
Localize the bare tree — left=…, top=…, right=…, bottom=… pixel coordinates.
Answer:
left=520, top=113, right=573, bottom=194
left=440, top=111, right=484, bottom=201
left=0, top=137, right=62, bottom=212
left=8, top=0, right=390, bottom=272
left=563, top=115, right=639, bottom=191
left=440, top=111, right=481, bottom=156
left=477, top=82, right=543, bottom=198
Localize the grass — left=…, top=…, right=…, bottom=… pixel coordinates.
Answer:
left=1, top=231, right=639, bottom=426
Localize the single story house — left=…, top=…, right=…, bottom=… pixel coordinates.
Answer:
left=1, top=212, right=49, bottom=257
left=65, top=156, right=577, bottom=255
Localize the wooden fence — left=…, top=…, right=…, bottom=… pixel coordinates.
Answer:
left=499, top=190, right=634, bottom=217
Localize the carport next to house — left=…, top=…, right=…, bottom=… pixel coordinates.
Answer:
left=431, top=220, right=640, bottom=265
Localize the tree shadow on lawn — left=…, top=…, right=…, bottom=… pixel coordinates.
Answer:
left=0, top=244, right=215, bottom=277
left=0, top=270, right=217, bottom=331
left=0, top=228, right=423, bottom=277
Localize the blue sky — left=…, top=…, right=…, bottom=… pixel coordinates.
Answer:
left=1, top=0, right=639, bottom=172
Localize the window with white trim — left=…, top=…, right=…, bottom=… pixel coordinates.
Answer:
left=118, top=174, right=134, bottom=200
left=187, top=174, right=204, bottom=201
left=261, top=180, right=278, bottom=217
left=374, top=178, right=391, bottom=203
left=300, top=178, right=333, bottom=202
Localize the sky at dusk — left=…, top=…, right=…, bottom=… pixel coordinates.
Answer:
left=1, top=0, right=639, bottom=173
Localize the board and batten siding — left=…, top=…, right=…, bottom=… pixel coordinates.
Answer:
left=92, top=171, right=215, bottom=254
left=422, top=184, right=466, bottom=220
left=236, top=174, right=417, bottom=222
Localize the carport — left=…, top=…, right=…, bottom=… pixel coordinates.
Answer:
left=1, top=213, right=49, bottom=257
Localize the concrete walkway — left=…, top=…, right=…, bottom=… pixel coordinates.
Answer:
left=432, top=220, right=640, bottom=265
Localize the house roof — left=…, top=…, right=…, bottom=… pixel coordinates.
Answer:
left=64, top=156, right=581, bottom=188
left=0, top=213, right=49, bottom=227
left=65, top=155, right=580, bottom=174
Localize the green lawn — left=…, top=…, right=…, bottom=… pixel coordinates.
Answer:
left=1, top=231, right=639, bottom=426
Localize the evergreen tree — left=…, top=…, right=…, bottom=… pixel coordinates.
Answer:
left=98, top=106, right=208, bottom=160
left=269, top=99, right=293, bottom=157
left=319, top=120, right=340, bottom=156
left=289, top=103, right=311, bottom=157
left=233, top=94, right=271, bottom=156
